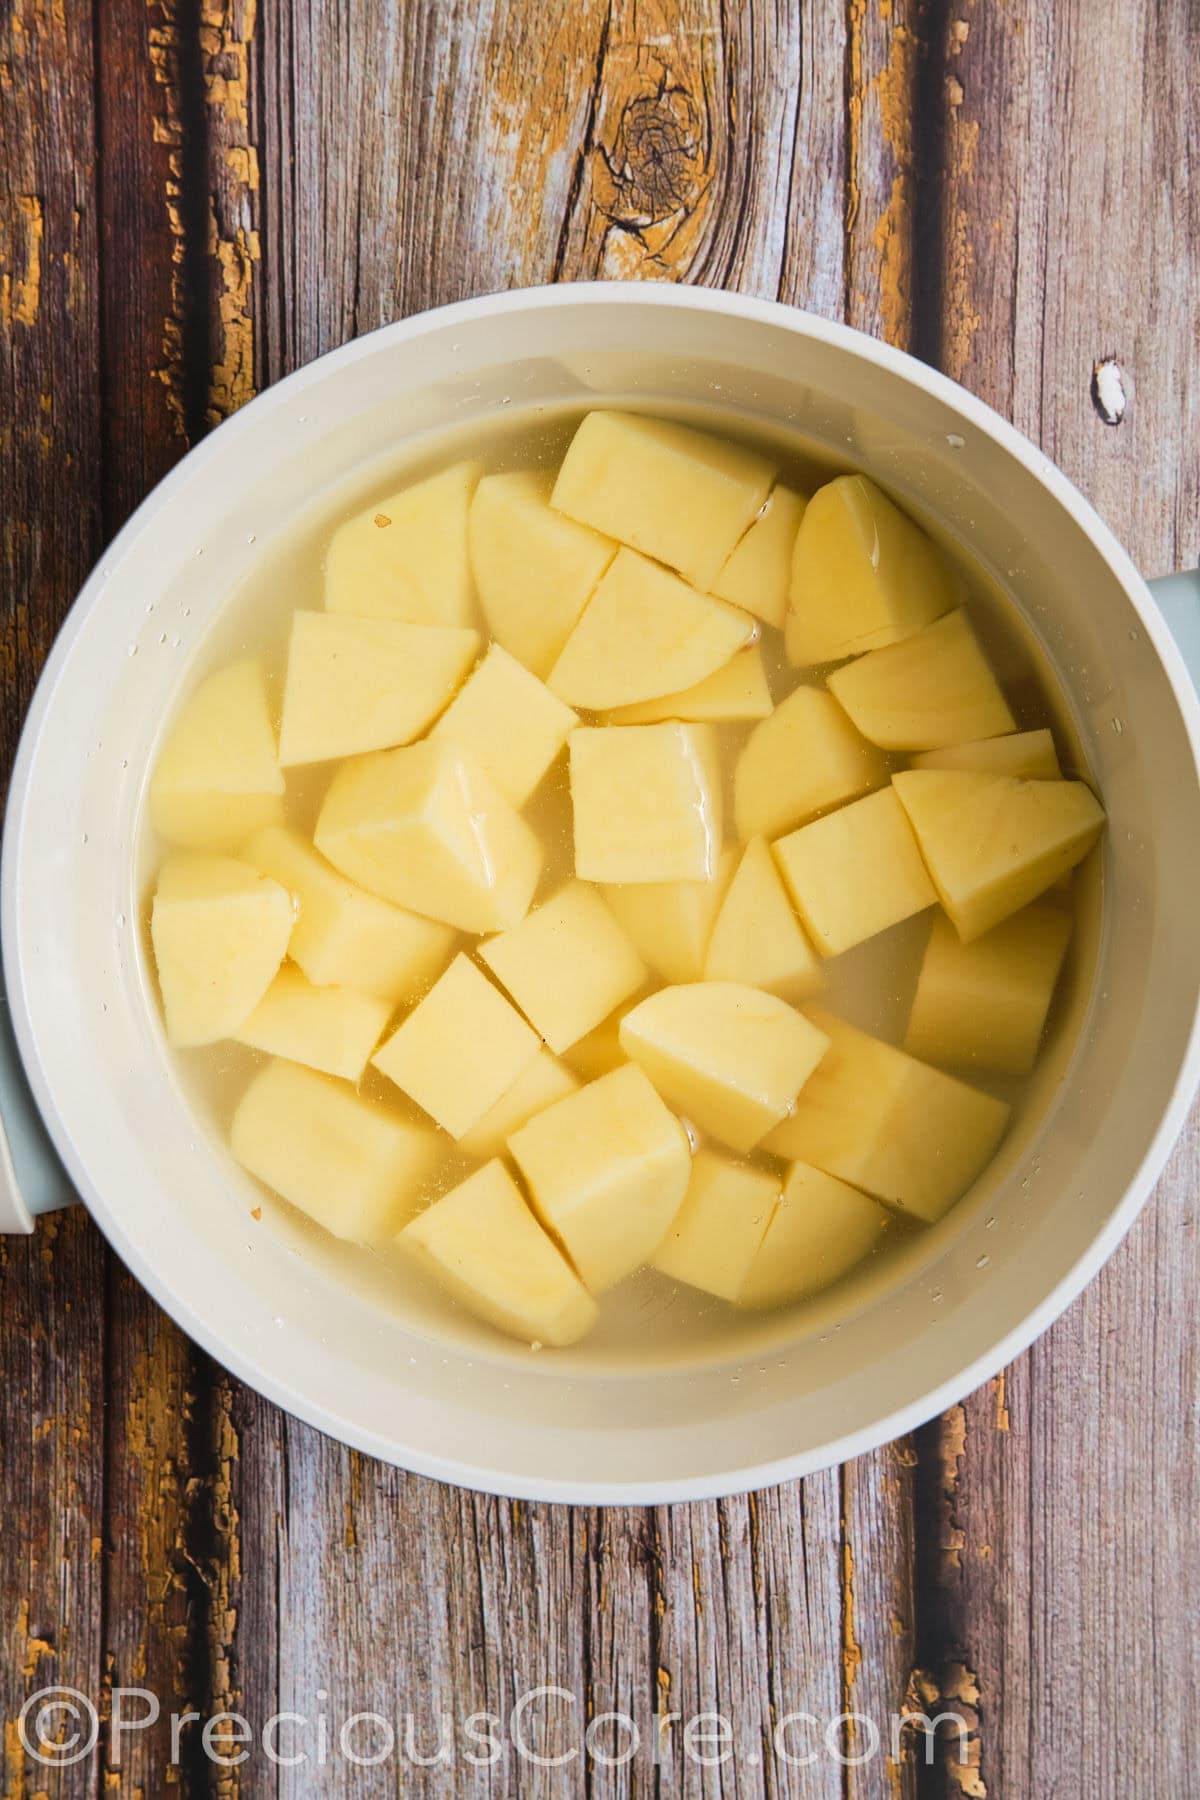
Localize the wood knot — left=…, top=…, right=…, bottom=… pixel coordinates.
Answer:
left=594, top=89, right=704, bottom=229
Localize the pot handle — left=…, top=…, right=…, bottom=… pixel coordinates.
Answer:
left=0, top=994, right=76, bottom=1232
left=1148, top=570, right=1200, bottom=684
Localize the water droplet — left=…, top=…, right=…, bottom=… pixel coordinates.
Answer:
left=194, top=546, right=204, bottom=558
left=127, top=643, right=138, bottom=657
left=946, top=432, right=965, bottom=449
left=159, top=632, right=167, bottom=645
left=246, top=532, right=257, bottom=545
left=182, top=605, right=192, bottom=618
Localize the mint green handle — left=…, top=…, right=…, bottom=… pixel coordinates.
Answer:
left=1148, top=570, right=1200, bottom=683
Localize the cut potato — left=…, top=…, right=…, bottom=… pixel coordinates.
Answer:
left=904, top=903, right=1073, bottom=1075
left=150, top=658, right=284, bottom=853
left=893, top=768, right=1105, bottom=941
left=547, top=548, right=754, bottom=710
left=231, top=1058, right=439, bottom=1242
left=763, top=1009, right=1011, bottom=1223
left=479, top=881, right=646, bottom=1053
left=737, top=1162, right=888, bottom=1309
left=734, top=686, right=886, bottom=841
left=712, top=485, right=808, bottom=628
left=315, top=742, right=542, bottom=932
left=372, top=952, right=541, bottom=1139
left=457, top=1051, right=580, bottom=1161
left=400, top=1160, right=597, bottom=1347
left=569, top=723, right=722, bottom=883
left=150, top=852, right=294, bottom=1047
left=620, top=982, right=830, bottom=1154
left=278, top=611, right=478, bottom=765
left=430, top=643, right=577, bottom=806
left=551, top=411, right=776, bottom=591
left=324, top=461, right=480, bottom=626
left=828, top=609, right=1016, bottom=750
left=234, top=965, right=391, bottom=1081
left=508, top=1063, right=692, bottom=1292
left=786, top=474, right=957, bottom=666
left=606, top=645, right=773, bottom=726
left=602, top=846, right=736, bottom=984
left=651, top=1151, right=781, bottom=1301
left=469, top=470, right=616, bottom=677
left=773, top=786, right=937, bottom=958
left=705, top=837, right=823, bottom=998
left=911, top=727, right=1061, bottom=780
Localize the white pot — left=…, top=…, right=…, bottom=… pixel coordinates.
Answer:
left=2, top=285, right=1198, bottom=1504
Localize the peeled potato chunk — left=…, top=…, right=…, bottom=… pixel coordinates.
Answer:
left=547, top=548, right=754, bottom=710
left=606, top=645, right=773, bottom=726
left=602, top=846, right=736, bottom=984
left=457, top=1051, right=580, bottom=1161
left=773, top=786, right=937, bottom=958
left=736, top=1162, right=888, bottom=1309
left=324, top=460, right=480, bottom=626
left=763, top=1009, right=1011, bottom=1223
left=734, top=687, right=886, bottom=842
left=315, top=742, right=542, bottom=932
left=479, top=881, right=645, bottom=1053
left=620, top=982, right=830, bottom=1154
left=904, top=903, right=1073, bottom=1075
left=569, top=723, right=722, bottom=884
left=551, top=410, right=776, bottom=591
left=234, top=965, right=391, bottom=1082
left=150, top=658, right=284, bottom=853
left=400, top=1160, right=598, bottom=1347
left=786, top=474, right=957, bottom=666
left=828, top=609, right=1016, bottom=750
left=468, top=470, right=616, bottom=677
left=231, top=1058, right=439, bottom=1242
left=892, top=769, right=1105, bottom=941
left=508, top=1064, right=692, bottom=1292
left=705, top=837, right=823, bottom=998
left=150, top=852, right=294, bottom=1047
left=712, top=485, right=808, bottom=628
left=911, top=726, right=1061, bottom=780
left=651, top=1150, right=781, bottom=1301
left=430, top=643, right=577, bottom=806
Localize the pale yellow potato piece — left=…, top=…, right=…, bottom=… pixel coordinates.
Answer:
left=911, top=727, right=1061, bottom=780
left=893, top=769, right=1105, bottom=941
left=827, top=609, right=1016, bottom=750
left=734, top=686, right=886, bottom=841
left=774, top=786, right=936, bottom=958
left=620, top=982, right=830, bottom=1154
left=401, top=1161, right=598, bottom=1347
left=457, top=1052, right=580, bottom=1161
left=569, top=723, right=722, bottom=883
left=602, top=846, right=736, bottom=984
left=508, top=1064, right=692, bottom=1292
left=430, top=643, right=577, bottom=805
left=651, top=1151, right=781, bottom=1302
left=712, top=484, right=808, bottom=627
left=150, top=853, right=294, bottom=1048
left=278, top=612, right=478, bottom=765
left=231, top=1058, right=439, bottom=1242
left=234, top=965, right=392, bottom=1081
left=562, top=1011, right=630, bottom=1083
left=150, top=658, right=284, bottom=853
left=372, top=953, right=541, bottom=1139
left=763, top=1009, right=1011, bottom=1223
left=606, top=645, right=773, bottom=726
left=737, top=1162, right=888, bottom=1309
left=246, top=826, right=454, bottom=1004
left=468, top=470, right=616, bottom=677
left=904, top=903, right=1073, bottom=1075
left=324, top=461, right=480, bottom=625
left=479, top=881, right=646, bottom=1053
left=551, top=411, right=776, bottom=591
left=547, top=548, right=754, bottom=710
left=315, top=742, right=542, bottom=932
left=705, top=837, right=823, bottom=998
left=786, top=474, right=957, bottom=666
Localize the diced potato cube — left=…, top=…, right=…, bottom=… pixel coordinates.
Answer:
left=651, top=1151, right=781, bottom=1301
left=457, top=1051, right=580, bottom=1161
left=911, top=727, right=1061, bottom=780
left=234, top=965, right=391, bottom=1081
left=904, top=903, right=1073, bottom=1075
left=150, top=658, right=284, bottom=853
left=774, top=786, right=936, bottom=957
left=705, top=837, right=823, bottom=998
left=469, top=470, right=616, bottom=677
left=150, top=852, right=294, bottom=1047
left=734, top=687, right=886, bottom=841
left=562, top=1011, right=630, bottom=1083
left=246, top=826, right=454, bottom=1004
left=736, top=1162, right=888, bottom=1308
left=430, top=643, right=577, bottom=805
left=547, top=548, right=753, bottom=710
left=712, top=484, right=808, bottom=627
left=551, top=411, right=776, bottom=591
left=570, top=723, right=722, bottom=883
left=324, top=461, right=480, bottom=626
left=315, top=742, right=542, bottom=931
left=786, top=474, right=957, bottom=666
left=231, top=1058, right=439, bottom=1242
left=508, top=1064, right=691, bottom=1291
left=400, top=1161, right=598, bottom=1347
left=372, top=953, right=541, bottom=1139
left=606, top=645, right=773, bottom=725
left=602, top=846, right=736, bottom=984
left=620, top=982, right=830, bottom=1154
left=479, top=881, right=645, bottom=1053
left=278, top=612, right=478, bottom=765
left=763, top=1009, right=1011, bottom=1223
left=892, top=769, right=1105, bottom=941
left=828, top=610, right=1016, bottom=750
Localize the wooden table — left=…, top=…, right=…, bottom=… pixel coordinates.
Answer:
left=2, top=3, right=1197, bottom=1794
